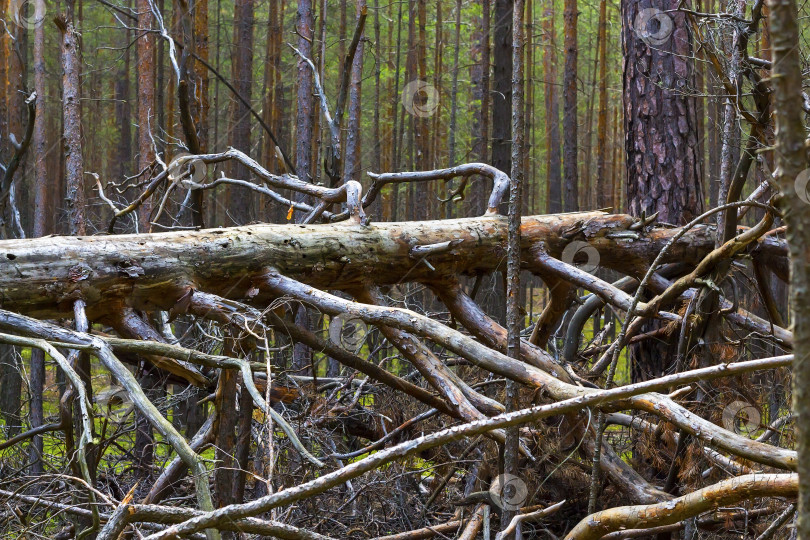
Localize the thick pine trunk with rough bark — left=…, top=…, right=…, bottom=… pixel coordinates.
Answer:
left=622, top=0, right=703, bottom=225
left=622, top=0, right=704, bottom=387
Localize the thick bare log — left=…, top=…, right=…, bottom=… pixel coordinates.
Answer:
left=0, top=212, right=787, bottom=321
left=563, top=473, right=797, bottom=540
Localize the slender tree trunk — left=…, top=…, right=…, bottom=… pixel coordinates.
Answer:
left=611, top=105, right=621, bottom=211
left=293, top=0, right=315, bottom=371
left=562, top=0, right=578, bottom=211
left=343, top=0, right=366, bottom=182
left=448, top=0, right=462, bottom=169
left=57, top=18, right=84, bottom=237
left=194, top=0, right=209, bottom=148
left=581, top=19, right=598, bottom=211
left=595, top=0, right=610, bottom=209
left=0, top=0, right=8, bottom=165
left=391, top=0, right=404, bottom=177
left=544, top=0, right=562, bottom=214
left=470, top=0, right=491, bottom=215
left=136, top=0, right=156, bottom=230
left=413, top=0, right=430, bottom=220
left=262, top=0, right=279, bottom=173
left=231, top=372, right=253, bottom=504
left=523, top=0, right=533, bottom=216
left=491, top=0, right=513, bottom=185
left=311, top=0, right=326, bottom=186
left=767, top=0, right=809, bottom=534
left=502, top=0, right=524, bottom=536
left=116, top=7, right=132, bottom=183
left=227, top=0, right=254, bottom=225
left=371, top=0, right=382, bottom=218
left=28, top=9, right=49, bottom=477
left=295, top=0, right=314, bottom=188
left=214, top=360, right=238, bottom=507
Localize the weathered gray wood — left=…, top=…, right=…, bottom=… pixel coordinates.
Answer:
left=0, top=212, right=786, bottom=320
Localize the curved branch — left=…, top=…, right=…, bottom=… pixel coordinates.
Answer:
left=563, top=474, right=797, bottom=540
left=365, top=163, right=510, bottom=215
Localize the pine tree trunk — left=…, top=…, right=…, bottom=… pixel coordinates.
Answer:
left=491, top=0, right=512, bottom=189
left=343, top=0, right=366, bottom=182
left=136, top=0, right=156, bottom=230
left=543, top=0, right=562, bottom=214
left=622, top=0, right=703, bottom=389
left=28, top=12, right=49, bottom=477
left=622, top=0, right=703, bottom=225
left=767, top=0, right=809, bottom=533
left=562, top=0, right=578, bottom=211
left=595, top=0, right=610, bottom=210
left=470, top=0, right=491, bottom=215
left=227, top=0, right=254, bottom=225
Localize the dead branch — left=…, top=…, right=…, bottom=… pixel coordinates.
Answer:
left=139, top=354, right=793, bottom=539
left=564, top=474, right=797, bottom=540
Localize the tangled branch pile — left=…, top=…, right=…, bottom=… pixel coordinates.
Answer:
left=0, top=148, right=798, bottom=539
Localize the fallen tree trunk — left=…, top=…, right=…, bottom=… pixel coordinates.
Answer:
left=0, top=212, right=786, bottom=320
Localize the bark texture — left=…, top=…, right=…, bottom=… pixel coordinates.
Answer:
left=622, top=0, right=703, bottom=224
